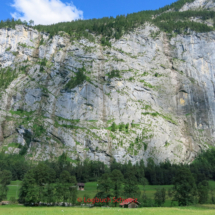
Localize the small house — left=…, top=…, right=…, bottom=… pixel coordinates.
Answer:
left=0, top=201, right=10, bottom=205
left=77, top=183, right=85, bottom=191
left=120, top=198, right=140, bottom=208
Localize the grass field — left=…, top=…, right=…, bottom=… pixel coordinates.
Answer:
left=0, top=205, right=215, bottom=215
left=7, top=180, right=22, bottom=200
left=3, top=181, right=215, bottom=215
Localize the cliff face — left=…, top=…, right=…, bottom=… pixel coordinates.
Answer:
left=0, top=23, right=214, bottom=165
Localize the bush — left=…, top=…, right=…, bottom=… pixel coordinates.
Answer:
left=119, top=123, right=125, bottom=131
left=198, top=180, right=209, bottom=204
left=0, top=67, right=18, bottom=90
left=107, top=70, right=121, bottom=79
left=19, top=145, right=28, bottom=155
left=101, top=37, right=111, bottom=47
left=111, top=122, right=117, bottom=132
left=65, top=67, right=88, bottom=89
left=140, top=191, right=154, bottom=207
left=154, top=188, right=166, bottom=206
left=9, top=197, right=17, bottom=204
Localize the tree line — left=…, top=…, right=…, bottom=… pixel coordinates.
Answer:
left=96, top=166, right=211, bottom=207
left=0, top=18, right=34, bottom=29
left=1, top=148, right=215, bottom=185
left=18, top=163, right=77, bottom=205
left=1, top=1, right=214, bottom=45
left=1, top=149, right=215, bottom=205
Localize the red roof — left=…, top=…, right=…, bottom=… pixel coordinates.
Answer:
left=120, top=198, right=139, bottom=206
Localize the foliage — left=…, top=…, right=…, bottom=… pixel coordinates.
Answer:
left=39, top=36, right=44, bottom=46
left=111, top=122, right=117, bottom=132
left=29, top=0, right=213, bottom=42
left=101, top=37, right=111, bottom=47
left=95, top=173, right=112, bottom=206
left=154, top=9, right=215, bottom=34
left=0, top=0, right=214, bottom=50
left=33, top=124, right=46, bottom=137
left=124, top=165, right=141, bottom=198
left=9, top=196, right=17, bottom=204
left=154, top=188, right=166, bottom=206
left=142, top=111, right=177, bottom=125
left=19, top=170, right=39, bottom=204
left=2, top=149, right=215, bottom=205
left=0, top=170, right=12, bottom=202
left=0, top=67, right=18, bottom=91
left=0, top=153, right=29, bottom=181
left=19, top=163, right=77, bottom=205
left=110, top=122, right=129, bottom=132
left=198, top=180, right=209, bottom=204
left=110, top=170, right=124, bottom=207
left=0, top=170, right=12, bottom=186
left=140, top=189, right=154, bottom=207
left=172, top=168, right=197, bottom=206
left=39, top=58, right=47, bottom=67
left=33, top=11, right=154, bottom=42
left=0, top=18, right=28, bottom=29
left=107, top=70, right=121, bottom=79
left=155, top=21, right=213, bottom=34
left=65, top=67, right=89, bottom=90
left=0, top=185, right=8, bottom=202
left=155, top=10, right=215, bottom=22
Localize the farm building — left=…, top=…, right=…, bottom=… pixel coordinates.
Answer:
left=120, top=198, right=140, bottom=208
left=77, top=183, right=85, bottom=191
left=0, top=201, right=10, bottom=205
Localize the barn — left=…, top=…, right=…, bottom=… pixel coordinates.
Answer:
left=120, top=198, right=140, bottom=208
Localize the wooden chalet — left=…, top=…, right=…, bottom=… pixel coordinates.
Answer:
left=120, top=198, right=140, bottom=208
left=77, top=183, right=85, bottom=191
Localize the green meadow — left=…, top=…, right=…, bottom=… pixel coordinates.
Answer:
left=0, top=205, right=215, bottom=215
left=1, top=181, right=215, bottom=215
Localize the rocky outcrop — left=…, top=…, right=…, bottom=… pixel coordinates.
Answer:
left=0, top=23, right=214, bottom=165
left=180, top=0, right=215, bottom=11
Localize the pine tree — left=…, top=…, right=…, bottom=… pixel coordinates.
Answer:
left=0, top=170, right=12, bottom=202
left=172, top=167, right=197, bottom=206
left=110, top=169, right=124, bottom=206
left=154, top=188, right=166, bottom=206
left=124, top=169, right=140, bottom=198
left=198, top=180, right=209, bottom=204
left=19, top=170, right=39, bottom=204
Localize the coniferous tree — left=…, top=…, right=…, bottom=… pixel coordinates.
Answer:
left=124, top=169, right=140, bottom=198
left=154, top=188, right=166, bottom=206
left=110, top=169, right=124, bottom=207
left=111, top=122, right=117, bottom=132
left=198, top=180, right=209, bottom=204
left=172, top=167, right=197, bottom=206
left=96, top=173, right=112, bottom=206
left=19, top=170, right=39, bottom=204
left=0, top=170, right=12, bottom=201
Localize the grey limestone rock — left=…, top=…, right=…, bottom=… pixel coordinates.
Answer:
left=0, top=23, right=214, bottom=165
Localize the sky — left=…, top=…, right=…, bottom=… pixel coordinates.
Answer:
left=0, top=0, right=178, bottom=25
